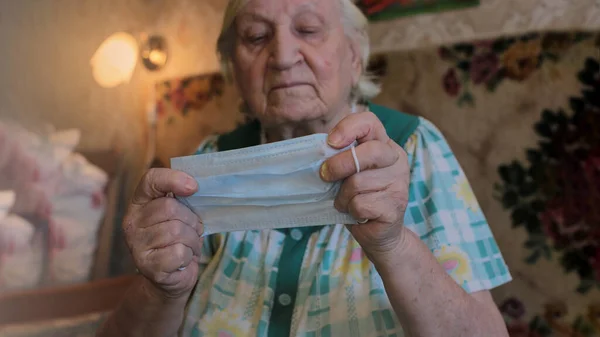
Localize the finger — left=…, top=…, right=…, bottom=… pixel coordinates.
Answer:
left=137, top=197, right=203, bottom=235
left=334, top=167, right=395, bottom=213
left=327, top=111, right=389, bottom=149
left=131, top=168, right=198, bottom=206
left=349, top=190, right=407, bottom=225
left=140, top=220, right=203, bottom=257
left=347, top=192, right=388, bottom=223
left=148, top=243, right=193, bottom=274
left=321, top=140, right=398, bottom=182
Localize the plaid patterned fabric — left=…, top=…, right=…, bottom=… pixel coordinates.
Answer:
left=180, top=115, right=511, bottom=337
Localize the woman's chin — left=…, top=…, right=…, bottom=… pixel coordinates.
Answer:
left=262, top=99, right=327, bottom=125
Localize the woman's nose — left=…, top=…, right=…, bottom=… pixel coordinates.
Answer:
left=267, top=30, right=302, bottom=70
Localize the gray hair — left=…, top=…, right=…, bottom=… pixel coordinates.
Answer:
left=216, top=0, right=380, bottom=102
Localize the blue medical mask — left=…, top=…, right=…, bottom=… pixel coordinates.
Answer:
left=171, top=133, right=358, bottom=235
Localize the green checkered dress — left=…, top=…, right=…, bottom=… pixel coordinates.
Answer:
left=180, top=104, right=511, bottom=337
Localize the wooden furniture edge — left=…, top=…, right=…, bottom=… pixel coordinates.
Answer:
left=0, top=274, right=136, bottom=326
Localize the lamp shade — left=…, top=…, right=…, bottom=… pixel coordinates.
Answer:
left=90, top=32, right=138, bottom=88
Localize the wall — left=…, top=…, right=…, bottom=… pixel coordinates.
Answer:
left=0, top=0, right=228, bottom=166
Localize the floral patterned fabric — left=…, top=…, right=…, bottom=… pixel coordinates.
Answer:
left=371, top=28, right=600, bottom=336
left=495, top=56, right=600, bottom=296
left=155, top=73, right=225, bottom=122
left=440, top=32, right=596, bottom=106
left=498, top=297, right=600, bottom=337
left=181, top=114, right=511, bottom=337
left=150, top=71, right=245, bottom=169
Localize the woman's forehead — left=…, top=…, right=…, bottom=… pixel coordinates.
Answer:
left=240, top=0, right=339, bottom=20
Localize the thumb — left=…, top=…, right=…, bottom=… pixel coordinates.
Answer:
left=131, top=168, right=197, bottom=206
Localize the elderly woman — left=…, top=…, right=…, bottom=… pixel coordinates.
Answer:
left=98, top=0, right=511, bottom=336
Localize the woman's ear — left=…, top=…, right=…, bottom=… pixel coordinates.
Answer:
left=348, top=36, right=363, bottom=87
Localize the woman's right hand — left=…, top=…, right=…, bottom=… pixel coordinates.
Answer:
left=122, top=168, right=203, bottom=299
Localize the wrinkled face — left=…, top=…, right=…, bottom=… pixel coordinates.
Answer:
left=231, top=0, right=361, bottom=128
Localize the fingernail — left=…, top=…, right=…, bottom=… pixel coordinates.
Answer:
left=328, top=129, right=341, bottom=147
left=185, top=177, right=197, bottom=191
left=198, top=219, right=207, bottom=238
left=320, top=162, right=330, bottom=181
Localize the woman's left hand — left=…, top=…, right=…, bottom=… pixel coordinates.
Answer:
left=320, top=111, right=411, bottom=261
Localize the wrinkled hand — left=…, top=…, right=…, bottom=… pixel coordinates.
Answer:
left=320, top=111, right=410, bottom=259
left=123, top=168, right=203, bottom=299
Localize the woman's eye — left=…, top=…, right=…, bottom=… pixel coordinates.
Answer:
left=247, top=34, right=266, bottom=43
left=298, top=27, right=319, bottom=36
left=240, top=24, right=269, bottom=45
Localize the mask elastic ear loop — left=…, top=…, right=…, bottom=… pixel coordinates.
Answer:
left=350, top=101, right=368, bottom=224
left=351, top=146, right=360, bottom=174
left=350, top=102, right=360, bottom=174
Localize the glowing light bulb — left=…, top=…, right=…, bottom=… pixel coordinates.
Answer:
left=90, top=32, right=138, bottom=88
